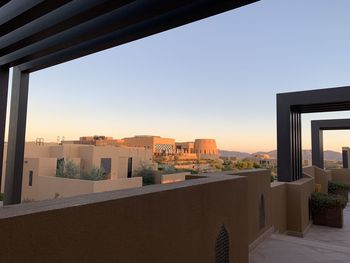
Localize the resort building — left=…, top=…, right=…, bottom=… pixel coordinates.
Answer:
left=122, top=136, right=176, bottom=156
left=194, top=139, right=219, bottom=160
left=1, top=142, right=153, bottom=201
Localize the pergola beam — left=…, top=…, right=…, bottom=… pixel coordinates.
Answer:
left=311, top=119, right=350, bottom=169
left=0, top=0, right=259, bottom=71
left=277, top=86, right=350, bottom=182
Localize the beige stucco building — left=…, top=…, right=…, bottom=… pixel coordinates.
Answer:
left=122, top=135, right=176, bottom=156
left=194, top=139, right=219, bottom=160
left=1, top=142, right=153, bottom=201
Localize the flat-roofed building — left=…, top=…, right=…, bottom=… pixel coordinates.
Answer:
left=123, top=136, right=175, bottom=156
left=1, top=142, right=153, bottom=201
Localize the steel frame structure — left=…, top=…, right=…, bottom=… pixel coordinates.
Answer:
left=277, top=87, right=350, bottom=182
left=0, top=0, right=259, bottom=205
left=311, top=119, right=350, bottom=169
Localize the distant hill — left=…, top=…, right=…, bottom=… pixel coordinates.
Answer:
left=219, top=149, right=342, bottom=162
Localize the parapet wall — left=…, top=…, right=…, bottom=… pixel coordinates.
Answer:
left=329, top=168, right=350, bottom=185
left=271, top=177, right=315, bottom=237
left=0, top=175, right=249, bottom=263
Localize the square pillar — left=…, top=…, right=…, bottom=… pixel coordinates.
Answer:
left=0, top=67, right=9, bottom=192
left=277, top=96, right=302, bottom=182
left=4, top=67, right=29, bottom=205
left=311, top=128, right=324, bottom=169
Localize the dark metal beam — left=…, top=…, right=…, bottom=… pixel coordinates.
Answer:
left=0, top=66, right=9, bottom=193
left=0, top=0, right=133, bottom=56
left=311, top=119, right=350, bottom=169
left=0, top=0, right=71, bottom=37
left=277, top=86, right=350, bottom=182
left=0, top=0, right=259, bottom=71
left=4, top=67, right=29, bottom=205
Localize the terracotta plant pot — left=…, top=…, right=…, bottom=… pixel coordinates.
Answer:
left=312, top=207, right=343, bottom=228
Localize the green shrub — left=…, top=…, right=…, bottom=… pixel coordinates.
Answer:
left=135, top=164, right=158, bottom=186
left=56, top=160, right=107, bottom=181
left=56, top=160, right=80, bottom=179
left=158, top=164, right=177, bottom=175
left=81, top=167, right=107, bottom=181
left=328, top=181, right=350, bottom=194
left=270, top=175, right=275, bottom=183
left=0, top=192, right=4, bottom=201
left=311, top=192, right=347, bottom=213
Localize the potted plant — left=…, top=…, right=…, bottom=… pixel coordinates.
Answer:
left=311, top=192, right=347, bottom=228
left=328, top=181, right=350, bottom=202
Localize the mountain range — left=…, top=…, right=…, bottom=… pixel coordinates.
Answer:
left=219, top=149, right=342, bottom=162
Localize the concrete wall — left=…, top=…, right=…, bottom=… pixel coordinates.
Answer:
left=231, top=170, right=272, bottom=245
left=330, top=168, right=350, bottom=185
left=24, top=175, right=142, bottom=201
left=271, top=182, right=287, bottom=234
left=0, top=175, right=249, bottom=263
left=154, top=172, right=189, bottom=184
left=286, top=177, right=314, bottom=237
left=303, top=166, right=330, bottom=193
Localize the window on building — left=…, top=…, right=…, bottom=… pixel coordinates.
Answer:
left=215, top=225, right=230, bottom=263
left=29, top=171, right=33, bottom=186
left=57, top=158, right=64, bottom=170
left=100, top=158, right=112, bottom=178
left=127, top=157, right=133, bottom=178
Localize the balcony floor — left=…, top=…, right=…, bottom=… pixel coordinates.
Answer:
left=250, top=201, right=350, bottom=263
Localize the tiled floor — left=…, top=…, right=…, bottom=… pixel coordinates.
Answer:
left=250, top=202, right=350, bottom=263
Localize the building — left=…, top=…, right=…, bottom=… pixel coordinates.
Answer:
left=1, top=142, right=153, bottom=201
left=122, top=136, right=176, bottom=156
left=252, top=154, right=277, bottom=168
left=194, top=139, right=219, bottom=160
left=176, top=142, right=195, bottom=154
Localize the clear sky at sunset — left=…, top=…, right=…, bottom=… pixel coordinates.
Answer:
left=6, top=0, right=350, bottom=153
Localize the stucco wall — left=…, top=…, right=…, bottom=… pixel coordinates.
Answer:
left=286, top=177, right=314, bottom=236
left=154, top=172, right=189, bottom=184
left=330, top=168, right=350, bottom=185
left=23, top=175, right=142, bottom=201
left=0, top=175, right=249, bottom=263
left=303, top=166, right=330, bottom=193
left=271, top=182, right=287, bottom=234
left=231, top=170, right=272, bottom=245
left=93, top=177, right=142, bottom=192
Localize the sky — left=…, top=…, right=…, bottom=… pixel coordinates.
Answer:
left=5, top=0, right=350, bottom=153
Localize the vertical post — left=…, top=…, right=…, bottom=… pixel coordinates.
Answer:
left=277, top=94, right=302, bottom=182
left=0, top=67, right=9, bottom=193
left=343, top=149, right=349, bottom=169
left=311, top=123, right=324, bottom=169
left=4, top=67, right=29, bottom=205
left=277, top=95, right=293, bottom=182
